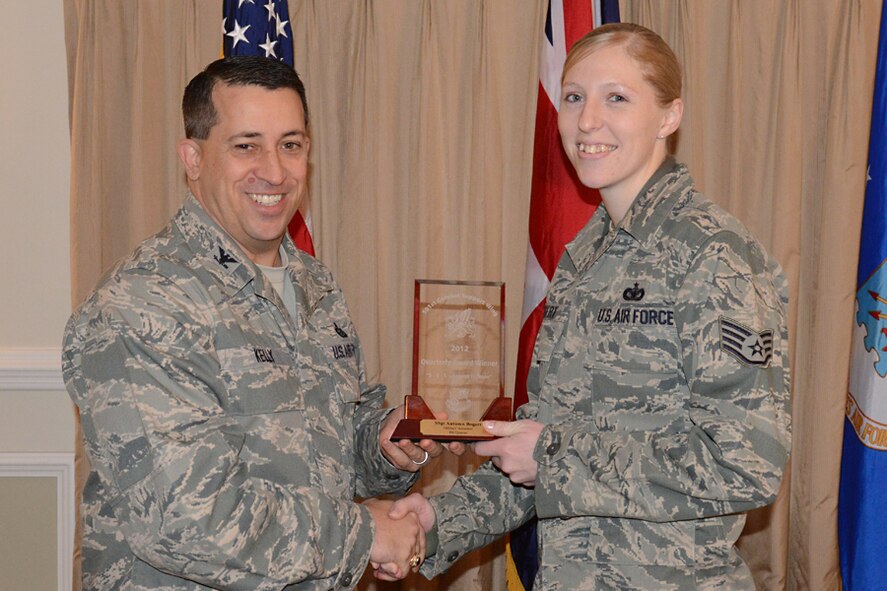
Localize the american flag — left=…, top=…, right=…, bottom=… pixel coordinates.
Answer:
left=507, top=1, right=619, bottom=589
left=222, top=0, right=315, bottom=256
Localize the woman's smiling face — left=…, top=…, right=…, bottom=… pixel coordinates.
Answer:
left=558, top=42, right=682, bottom=219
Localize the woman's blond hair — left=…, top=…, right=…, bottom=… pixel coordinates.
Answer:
left=562, top=22, right=682, bottom=108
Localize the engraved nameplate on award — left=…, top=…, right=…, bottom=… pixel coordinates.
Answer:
left=390, top=280, right=512, bottom=441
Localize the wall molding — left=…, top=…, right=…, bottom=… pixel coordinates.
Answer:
left=0, top=452, right=75, bottom=591
left=0, top=347, right=65, bottom=391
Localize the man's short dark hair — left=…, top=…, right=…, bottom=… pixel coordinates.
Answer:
left=182, top=56, right=309, bottom=139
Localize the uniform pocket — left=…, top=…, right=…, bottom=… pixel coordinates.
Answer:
left=217, top=345, right=304, bottom=414
left=591, top=309, right=679, bottom=374
left=590, top=313, right=687, bottom=433
left=315, top=336, right=361, bottom=404
left=534, top=319, right=565, bottom=365
left=590, top=517, right=695, bottom=567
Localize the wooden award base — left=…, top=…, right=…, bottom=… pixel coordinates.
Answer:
left=389, top=395, right=514, bottom=441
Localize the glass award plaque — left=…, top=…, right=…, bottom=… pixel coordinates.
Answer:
left=391, top=280, right=512, bottom=441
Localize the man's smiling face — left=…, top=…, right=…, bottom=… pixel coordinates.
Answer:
left=179, top=82, right=309, bottom=266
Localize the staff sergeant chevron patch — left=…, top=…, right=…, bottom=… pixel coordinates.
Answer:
left=719, top=316, right=774, bottom=367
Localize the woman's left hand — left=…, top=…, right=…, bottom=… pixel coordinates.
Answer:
left=473, top=420, right=544, bottom=487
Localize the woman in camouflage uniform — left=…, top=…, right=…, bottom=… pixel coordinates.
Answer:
left=392, top=23, right=791, bottom=590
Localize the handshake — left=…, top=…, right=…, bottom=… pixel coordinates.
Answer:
left=364, top=493, right=436, bottom=581
left=367, top=411, right=547, bottom=581
left=367, top=407, right=464, bottom=581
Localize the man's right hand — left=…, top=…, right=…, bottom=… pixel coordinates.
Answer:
left=363, top=498, right=425, bottom=581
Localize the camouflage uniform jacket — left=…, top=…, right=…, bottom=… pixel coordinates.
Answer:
left=63, top=195, right=417, bottom=591
left=422, top=159, right=791, bottom=590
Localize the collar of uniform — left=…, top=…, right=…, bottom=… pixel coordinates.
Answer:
left=563, top=157, right=689, bottom=272
left=618, top=157, right=692, bottom=245
left=174, top=194, right=269, bottom=299
left=278, top=231, right=335, bottom=314
left=563, top=203, right=611, bottom=274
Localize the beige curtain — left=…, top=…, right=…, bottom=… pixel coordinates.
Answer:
left=65, top=1, right=881, bottom=590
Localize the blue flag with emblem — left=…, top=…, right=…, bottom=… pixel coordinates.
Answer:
left=838, top=4, right=887, bottom=588
left=223, top=0, right=293, bottom=66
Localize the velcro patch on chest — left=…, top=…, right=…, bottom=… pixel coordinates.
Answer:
left=719, top=316, right=773, bottom=367
left=253, top=347, right=275, bottom=363
left=596, top=306, right=675, bottom=327
left=330, top=342, right=356, bottom=360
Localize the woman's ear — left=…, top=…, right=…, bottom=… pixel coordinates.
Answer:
left=659, top=98, right=684, bottom=139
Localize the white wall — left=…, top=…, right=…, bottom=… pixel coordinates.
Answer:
left=0, top=2, right=72, bottom=351
left=0, top=1, right=75, bottom=590
left=0, top=0, right=73, bottom=448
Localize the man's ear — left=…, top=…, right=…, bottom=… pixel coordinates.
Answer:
left=177, top=139, right=202, bottom=181
left=658, top=98, right=684, bottom=139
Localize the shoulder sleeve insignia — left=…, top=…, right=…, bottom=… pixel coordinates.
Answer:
left=719, top=316, right=774, bottom=367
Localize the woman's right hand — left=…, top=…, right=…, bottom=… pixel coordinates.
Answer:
left=473, top=420, right=544, bottom=487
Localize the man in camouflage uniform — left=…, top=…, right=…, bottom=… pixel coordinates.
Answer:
left=404, top=158, right=791, bottom=589
left=64, top=57, right=430, bottom=590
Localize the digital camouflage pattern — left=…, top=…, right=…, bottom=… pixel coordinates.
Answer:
left=63, top=195, right=416, bottom=590
left=422, top=159, right=791, bottom=590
